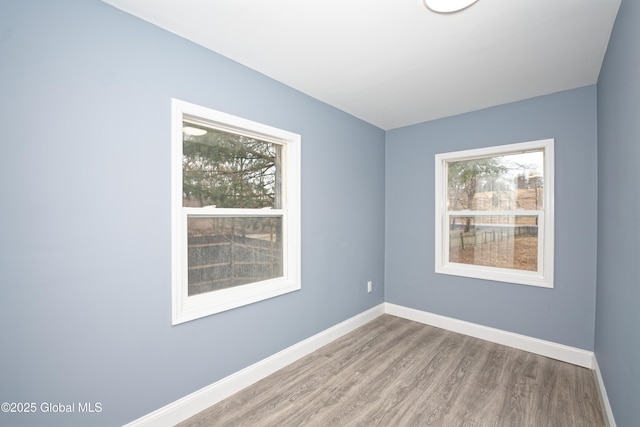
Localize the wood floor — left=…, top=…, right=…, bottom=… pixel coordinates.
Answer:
left=178, top=315, right=605, bottom=427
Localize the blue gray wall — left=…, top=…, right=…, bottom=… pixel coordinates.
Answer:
left=0, top=1, right=385, bottom=426
left=385, top=86, right=599, bottom=350
left=1, top=0, right=636, bottom=426
left=596, top=0, right=640, bottom=425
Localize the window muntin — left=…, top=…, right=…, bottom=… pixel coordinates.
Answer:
left=172, top=100, right=301, bottom=324
left=435, top=139, right=554, bottom=288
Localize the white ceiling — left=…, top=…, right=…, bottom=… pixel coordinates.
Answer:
left=102, top=0, right=620, bottom=130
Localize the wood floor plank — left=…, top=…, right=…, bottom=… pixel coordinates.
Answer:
left=177, top=315, right=605, bottom=427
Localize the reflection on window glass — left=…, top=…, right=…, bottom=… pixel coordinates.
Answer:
left=172, top=99, right=301, bottom=323
left=436, top=139, right=553, bottom=288
left=448, top=215, right=538, bottom=271
left=448, top=151, right=544, bottom=212
left=187, top=217, right=283, bottom=296
left=182, top=122, right=282, bottom=209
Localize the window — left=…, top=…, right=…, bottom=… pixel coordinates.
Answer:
left=435, top=139, right=554, bottom=288
left=171, top=99, right=301, bottom=324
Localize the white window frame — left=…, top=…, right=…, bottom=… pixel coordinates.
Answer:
left=171, top=99, right=301, bottom=324
left=435, top=138, right=554, bottom=288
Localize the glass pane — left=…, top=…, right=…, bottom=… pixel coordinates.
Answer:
left=187, top=216, right=283, bottom=296
left=182, top=122, right=282, bottom=209
left=448, top=215, right=538, bottom=271
left=447, top=151, right=543, bottom=211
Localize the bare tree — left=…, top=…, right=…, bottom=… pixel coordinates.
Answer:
left=448, top=158, right=508, bottom=231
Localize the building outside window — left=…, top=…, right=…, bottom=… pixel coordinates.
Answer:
left=435, top=139, right=554, bottom=288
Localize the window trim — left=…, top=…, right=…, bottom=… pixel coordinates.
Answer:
left=435, top=138, right=554, bottom=288
left=171, top=99, right=301, bottom=324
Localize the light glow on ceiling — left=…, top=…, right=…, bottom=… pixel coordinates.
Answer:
left=424, top=0, right=480, bottom=13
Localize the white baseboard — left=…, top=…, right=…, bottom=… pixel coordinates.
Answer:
left=384, top=303, right=595, bottom=368
left=593, top=357, right=617, bottom=427
left=123, top=304, right=385, bottom=427
left=126, top=302, right=608, bottom=426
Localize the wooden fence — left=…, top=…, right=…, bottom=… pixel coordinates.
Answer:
left=187, top=234, right=282, bottom=296
left=449, top=225, right=538, bottom=250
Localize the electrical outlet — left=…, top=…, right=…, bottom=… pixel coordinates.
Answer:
left=367, top=281, right=373, bottom=293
